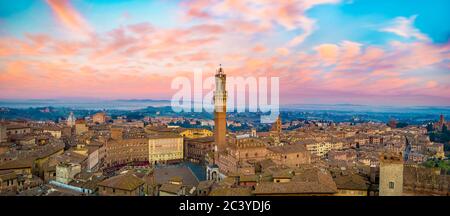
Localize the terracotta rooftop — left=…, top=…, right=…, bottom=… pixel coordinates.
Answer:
left=98, top=173, right=145, bottom=191
left=0, top=158, right=34, bottom=170
left=147, top=133, right=182, bottom=139
left=294, top=139, right=318, bottom=145
left=56, top=151, right=87, bottom=164
left=153, top=166, right=199, bottom=187
left=239, top=174, right=258, bottom=182
left=258, top=159, right=277, bottom=170
left=255, top=167, right=338, bottom=195
left=0, top=170, right=17, bottom=180
left=333, top=174, right=369, bottom=191
left=159, top=183, right=183, bottom=194
left=69, top=175, right=106, bottom=191
left=6, top=124, right=30, bottom=130
left=197, top=180, right=215, bottom=190
left=268, top=144, right=308, bottom=154
left=209, top=187, right=253, bottom=196
left=253, top=181, right=337, bottom=195
left=185, top=136, right=215, bottom=143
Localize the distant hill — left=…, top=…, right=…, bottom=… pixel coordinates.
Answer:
left=113, top=99, right=170, bottom=103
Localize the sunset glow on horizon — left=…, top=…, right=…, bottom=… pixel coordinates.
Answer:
left=0, top=0, right=449, bottom=106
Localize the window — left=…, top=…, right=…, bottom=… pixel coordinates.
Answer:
left=389, top=182, right=394, bottom=189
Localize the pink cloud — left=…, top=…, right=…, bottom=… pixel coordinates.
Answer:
left=185, top=0, right=340, bottom=46
left=314, top=43, right=339, bottom=64
left=1, top=2, right=450, bottom=105
left=45, top=0, right=92, bottom=36
left=252, top=44, right=267, bottom=53
left=425, top=80, right=438, bottom=88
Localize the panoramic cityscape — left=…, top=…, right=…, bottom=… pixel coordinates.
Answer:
left=0, top=0, right=449, bottom=198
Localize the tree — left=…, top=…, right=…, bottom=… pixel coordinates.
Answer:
left=423, top=159, right=437, bottom=168
left=429, top=132, right=436, bottom=142
left=426, top=123, right=434, bottom=132
left=396, top=122, right=408, bottom=128
left=442, top=124, right=449, bottom=134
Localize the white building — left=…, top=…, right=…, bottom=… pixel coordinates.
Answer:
left=67, top=112, right=76, bottom=127
left=56, top=163, right=82, bottom=184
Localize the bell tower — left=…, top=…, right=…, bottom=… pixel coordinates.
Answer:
left=270, top=115, right=282, bottom=146
left=214, top=64, right=227, bottom=152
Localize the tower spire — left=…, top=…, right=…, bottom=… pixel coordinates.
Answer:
left=217, top=64, right=224, bottom=74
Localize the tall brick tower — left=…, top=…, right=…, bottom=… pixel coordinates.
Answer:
left=214, top=65, right=227, bottom=152
left=271, top=115, right=282, bottom=134
left=270, top=115, right=282, bottom=146
left=439, top=114, right=445, bottom=126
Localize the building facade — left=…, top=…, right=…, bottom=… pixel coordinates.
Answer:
left=56, top=163, right=81, bottom=184
left=0, top=125, right=7, bottom=143
left=180, top=128, right=213, bottom=139
left=148, top=134, right=184, bottom=164
left=6, top=125, right=31, bottom=136
left=93, top=112, right=107, bottom=124
left=75, top=120, right=88, bottom=135
left=105, top=138, right=148, bottom=166
left=98, top=173, right=145, bottom=196
left=185, top=136, right=214, bottom=164
left=267, top=144, right=311, bottom=167
left=379, top=153, right=404, bottom=196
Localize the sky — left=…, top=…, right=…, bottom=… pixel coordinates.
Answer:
left=0, top=0, right=449, bottom=106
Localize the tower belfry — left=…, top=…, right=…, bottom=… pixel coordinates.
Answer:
left=214, top=64, right=227, bottom=152
left=270, top=115, right=282, bottom=146
left=67, top=111, right=76, bottom=127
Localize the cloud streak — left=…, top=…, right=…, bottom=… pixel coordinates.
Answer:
left=46, top=0, right=92, bottom=36
left=381, top=15, right=430, bottom=41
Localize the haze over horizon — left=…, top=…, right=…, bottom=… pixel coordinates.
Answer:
left=1, top=0, right=449, bottom=105
left=2, top=98, right=450, bottom=111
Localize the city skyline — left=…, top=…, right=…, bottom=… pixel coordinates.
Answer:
left=1, top=0, right=450, bottom=106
